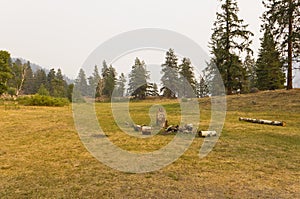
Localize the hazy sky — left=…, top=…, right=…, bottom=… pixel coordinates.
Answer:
left=1, top=0, right=264, bottom=79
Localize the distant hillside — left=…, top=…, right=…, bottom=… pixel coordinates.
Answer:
left=11, top=57, right=74, bottom=84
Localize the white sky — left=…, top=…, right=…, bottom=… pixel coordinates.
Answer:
left=0, top=0, right=265, bottom=79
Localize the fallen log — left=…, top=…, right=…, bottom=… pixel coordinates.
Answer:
left=239, top=117, right=286, bottom=127
left=198, top=131, right=217, bottom=137
left=141, top=126, right=152, bottom=135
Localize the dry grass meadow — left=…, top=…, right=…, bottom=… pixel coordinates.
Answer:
left=1, top=89, right=299, bottom=198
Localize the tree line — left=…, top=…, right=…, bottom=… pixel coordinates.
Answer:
left=73, top=50, right=208, bottom=100
left=0, top=51, right=72, bottom=100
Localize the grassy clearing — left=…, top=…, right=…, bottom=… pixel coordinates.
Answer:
left=0, top=89, right=299, bottom=198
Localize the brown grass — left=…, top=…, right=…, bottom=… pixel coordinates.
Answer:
left=0, top=89, right=299, bottom=198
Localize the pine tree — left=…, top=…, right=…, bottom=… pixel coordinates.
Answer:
left=23, top=65, right=35, bottom=94
left=263, top=0, right=300, bottom=89
left=38, top=84, right=50, bottom=96
left=75, top=68, right=88, bottom=96
left=243, top=53, right=256, bottom=91
left=147, top=83, right=159, bottom=97
left=0, top=50, right=12, bottom=95
left=256, top=28, right=285, bottom=90
left=33, top=69, right=47, bottom=94
left=52, top=68, right=67, bottom=97
left=88, top=65, right=101, bottom=97
left=178, top=57, right=196, bottom=98
left=128, top=58, right=149, bottom=99
left=161, top=49, right=179, bottom=98
left=115, top=73, right=126, bottom=97
left=210, top=0, right=253, bottom=94
left=101, top=61, right=117, bottom=98
left=198, top=75, right=210, bottom=98
left=46, top=68, right=56, bottom=95
left=103, top=65, right=117, bottom=98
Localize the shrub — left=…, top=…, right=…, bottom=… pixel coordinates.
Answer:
left=250, top=87, right=260, bottom=93
left=18, top=95, right=69, bottom=107
left=7, top=87, right=17, bottom=96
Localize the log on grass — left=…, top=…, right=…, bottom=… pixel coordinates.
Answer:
left=239, top=117, right=286, bottom=126
left=198, top=131, right=217, bottom=137
left=141, top=126, right=152, bottom=135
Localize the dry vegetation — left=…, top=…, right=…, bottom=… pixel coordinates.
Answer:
left=1, top=89, right=300, bottom=198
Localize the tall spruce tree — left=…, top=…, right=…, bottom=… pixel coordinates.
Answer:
left=52, top=68, right=67, bottom=97
left=210, top=0, right=253, bottom=94
left=101, top=61, right=117, bottom=98
left=197, top=74, right=210, bottom=98
left=262, top=0, right=300, bottom=89
left=88, top=65, right=101, bottom=97
left=23, top=65, right=35, bottom=94
left=256, top=28, right=285, bottom=90
left=115, top=73, right=126, bottom=97
left=75, top=68, right=88, bottom=96
left=128, top=58, right=149, bottom=99
left=0, top=50, right=12, bottom=95
left=46, top=68, right=56, bottom=95
left=178, top=58, right=196, bottom=98
left=33, top=69, right=47, bottom=94
left=147, top=83, right=159, bottom=97
left=243, top=53, right=256, bottom=91
left=161, top=49, right=179, bottom=98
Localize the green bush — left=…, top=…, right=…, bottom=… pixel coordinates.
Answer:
left=18, top=95, right=69, bottom=107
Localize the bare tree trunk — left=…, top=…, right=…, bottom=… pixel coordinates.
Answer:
left=16, top=64, right=28, bottom=96
left=287, top=0, right=293, bottom=90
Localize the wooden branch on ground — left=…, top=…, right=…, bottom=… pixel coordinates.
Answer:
left=239, top=117, right=286, bottom=126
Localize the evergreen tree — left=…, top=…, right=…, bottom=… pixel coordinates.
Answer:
left=243, top=53, right=257, bottom=91
left=88, top=65, right=101, bottom=97
left=263, top=0, right=300, bottom=89
left=178, top=58, right=196, bottom=98
left=210, top=0, right=253, bottom=94
left=198, top=74, right=210, bottom=98
left=128, top=58, right=149, bottom=99
left=52, top=68, right=67, bottom=97
left=23, top=65, right=35, bottom=94
left=115, top=73, right=126, bottom=97
left=33, top=69, right=47, bottom=94
left=46, top=68, right=56, bottom=95
left=101, top=60, right=116, bottom=97
left=67, top=83, right=74, bottom=102
left=75, top=68, right=88, bottom=96
left=101, top=60, right=109, bottom=79
left=38, top=84, right=50, bottom=96
left=102, top=65, right=117, bottom=98
left=147, top=83, right=160, bottom=97
left=256, top=28, right=285, bottom=90
left=161, top=49, right=179, bottom=98
left=0, top=50, right=12, bottom=95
